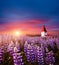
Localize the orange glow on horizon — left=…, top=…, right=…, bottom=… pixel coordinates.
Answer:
left=12, top=30, right=23, bottom=36
left=0, top=19, right=59, bottom=35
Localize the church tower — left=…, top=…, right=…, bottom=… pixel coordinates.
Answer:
left=41, top=25, right=47, bottom=37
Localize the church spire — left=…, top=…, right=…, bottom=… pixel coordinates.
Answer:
left=41, top=25, right=47, bottom=32
left=41, top=25, right=47, bottom=37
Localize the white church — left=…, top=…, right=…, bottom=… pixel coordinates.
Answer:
left=41, top=25, right=47, bottom=37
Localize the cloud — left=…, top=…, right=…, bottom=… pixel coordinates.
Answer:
left=0, top=19, right=46, bottom=33
left=0, top=0, right=59, bottom=34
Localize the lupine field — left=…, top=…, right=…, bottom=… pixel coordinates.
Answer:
left=0, top=35, right=59, bottom=65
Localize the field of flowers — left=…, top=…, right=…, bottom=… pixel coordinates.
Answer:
left=0, top=35, right=59, bottom=65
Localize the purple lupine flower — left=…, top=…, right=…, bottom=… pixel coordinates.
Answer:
left=15, top=41, right=20, bottom=52
left=30, top=45, right=35, bottom=62
left=32, top=45, right=38, bottom=62
left=8, top=41, right=14, bottom=55
left=24, top=41, right=28, bottom=56
left=46, top=51, right=55, bottom=65
left=0, top=48, right=4, bottom=63
left=36, top=46, right=44, bottom=65
left=13, top=46, right=24, bottom=65
left=17, top=53, right=24, bottom=65
left=26, top=44, right=31, bottom=62
left=13, top=52, right=24, bottom=65
left=13, top=53, right=18, bottom=65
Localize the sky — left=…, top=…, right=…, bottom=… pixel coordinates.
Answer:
left=0, top=0, right=59, bottom=35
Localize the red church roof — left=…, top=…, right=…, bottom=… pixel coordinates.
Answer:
left=41, top=25, right=47, bottom=32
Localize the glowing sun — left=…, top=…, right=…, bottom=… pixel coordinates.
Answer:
left=13, top=30, right=23, bottom=36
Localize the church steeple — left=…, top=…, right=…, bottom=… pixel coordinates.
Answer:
left=41, top=25, right=47, bottom=32
left=41, top=25, right=47, bottom=37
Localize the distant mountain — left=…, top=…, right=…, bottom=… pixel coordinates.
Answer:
left=26, top=34, right=41, bottom=37
left=26, top=34, right=59, bottom=37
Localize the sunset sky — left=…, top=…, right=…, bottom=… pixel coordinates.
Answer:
left=0, top=0, right=59, bottom=35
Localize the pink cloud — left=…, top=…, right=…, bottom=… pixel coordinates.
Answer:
left=0, top=19, right=59, bottom=35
